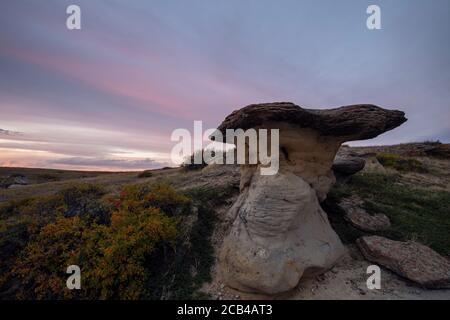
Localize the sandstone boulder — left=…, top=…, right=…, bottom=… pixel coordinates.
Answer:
left=215, top=102, right=406, bottom=294
left=332, top=156, right=365, bottom=182
left=360, top=153, right=386, bottom=173
left=357, top=236, right=450, bottom=289
left=339, top=196, right=390, bottom=232
left=332, top=156, right=366, bottom=176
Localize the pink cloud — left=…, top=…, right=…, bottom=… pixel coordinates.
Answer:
left=1, top=46, right=195, bottom=120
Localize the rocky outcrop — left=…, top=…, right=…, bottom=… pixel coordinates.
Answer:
left=217, top=103, right=406, bottom=140
left=332, top=156, right=365, bottom=182
left=0, top=174, right=28, bottom=189
left=332, top=156, right=365, bottom=176
left=339, top=196, right=390, bottom=232
left=357, top=236, right=450, bottom=289
left=425, top=143, right=450, bottom=159
left=216, top=102, right=407, bottom=294
left=360, top=153, right=386, bottom=173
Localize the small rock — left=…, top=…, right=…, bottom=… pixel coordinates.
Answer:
left=339, top=196, right=390, bottom=232
left=360, top=153, right=387, bottom=173
left=332, top=156, right=366, bottom=177
left=316, top=274, right=326, bottom=282
left=357, top=236, right=450, bottom=289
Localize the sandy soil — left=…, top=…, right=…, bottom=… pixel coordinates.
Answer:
left=203, top=244, right=450, bottom=300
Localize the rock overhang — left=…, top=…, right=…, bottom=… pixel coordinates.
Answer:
left=213, top=102, right=407, bottom=143
left=216, top=101, right=408, bottom=294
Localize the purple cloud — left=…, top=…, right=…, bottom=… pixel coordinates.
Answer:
left=0, top=0, right=449, bottom=170
left=0, top=128, right=22, bottom=136
left=50, top=157, right=169, bottom=170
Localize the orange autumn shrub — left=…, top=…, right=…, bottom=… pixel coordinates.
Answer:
left=80, top=207, right=177, bottom=299
left=112, top=183, right=191, bottom=216
left=3, top=183, right=188, bottom=299
left=11, top=216, right=87, bottom=299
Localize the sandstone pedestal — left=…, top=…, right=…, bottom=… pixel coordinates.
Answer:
left=215, top=102, right=407, bottom=294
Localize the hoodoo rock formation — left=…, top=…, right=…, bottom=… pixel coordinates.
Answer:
left=215, top=102, right=407, bottom=294
left=332, top=156, right=366, bottom=182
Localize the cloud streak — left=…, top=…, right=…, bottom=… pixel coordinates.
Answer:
left=0, top=0, right=449, bottom=170
left=0, top=128, right=22, bottom=136
left=50, top=157, right=169, bottom=170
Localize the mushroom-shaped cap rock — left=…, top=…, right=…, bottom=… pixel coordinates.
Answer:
left=216, top=102, right=406, bottom=142
left=217, top=102, right=407, bottom=295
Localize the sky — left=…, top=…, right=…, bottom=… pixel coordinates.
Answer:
left=1, top=0, right=449, bottom=171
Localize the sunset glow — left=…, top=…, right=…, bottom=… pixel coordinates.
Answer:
left=1, top=0, right=449, bottom=170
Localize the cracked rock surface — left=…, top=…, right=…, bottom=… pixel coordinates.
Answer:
left=357, top=236, right=450, bottom=289
left=339, top=196, right=391, bottom=232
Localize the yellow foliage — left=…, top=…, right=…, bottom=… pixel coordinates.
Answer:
left=3, top=183, right=188, bottom=299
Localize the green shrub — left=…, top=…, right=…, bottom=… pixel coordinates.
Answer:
left=0, top=183, right=203, bottom=300
left=36, top=173, right=61, bottom=182
left=0, top=217, right=33, bottom=276
left=137, top=170, right=153, bottom=178
left=58, top=184, right=109, bottom=223
left=376, top=153, right=427, bottom=173
left=325, top=172, right=450, bottom=256
left=112, top=183, right=191, bottom=217
left=0, top=182, right=241, bottom=299
left=181, top=150, right=208, bottom=171
left=156, top=185, right=238, bottom=299
left=425, top=144, right=450, bottom=159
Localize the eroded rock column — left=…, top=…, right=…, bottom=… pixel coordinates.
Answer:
left=216, top=103, right=407, bottom=294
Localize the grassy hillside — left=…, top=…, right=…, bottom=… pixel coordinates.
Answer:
left=0, top=142, right=449, bottom=299
left=0, top=167, right=109, bottom=184
left=0, top=164, right=239, bottom=299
